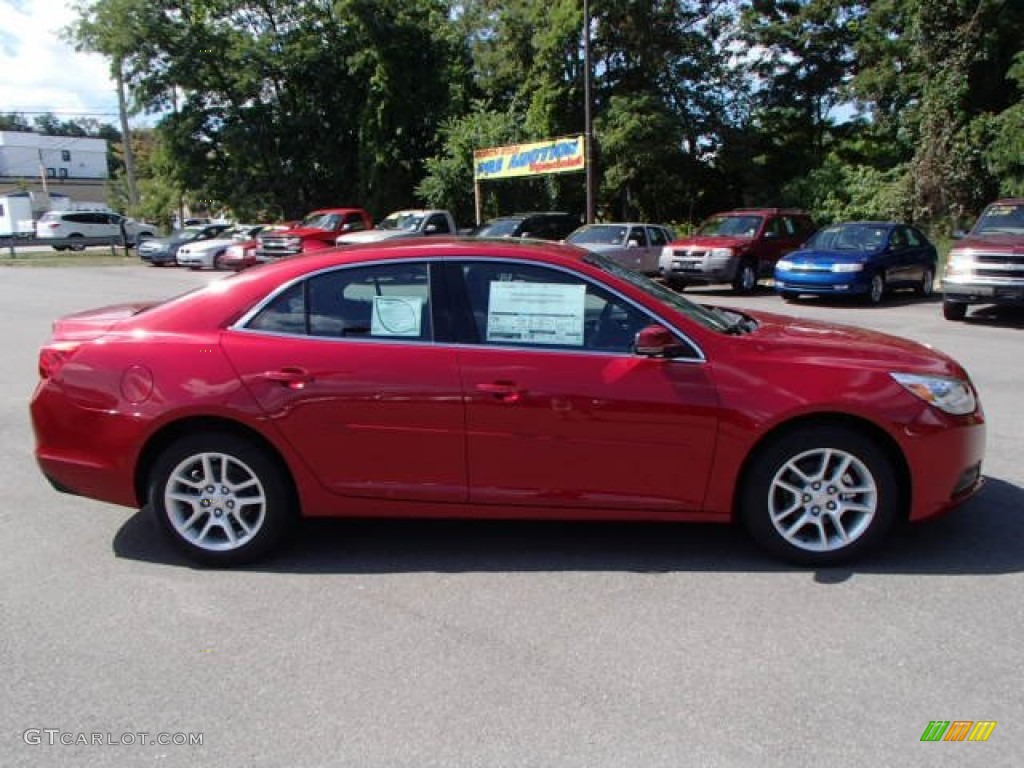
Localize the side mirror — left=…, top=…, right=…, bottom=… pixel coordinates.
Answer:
left=634, top=324, right=687, bottom=358
left=763, top=230, right=779, bottom=239
left=424, top=224, right=438, bottom=234
left=339, top=222, right=356, bottom=233
left=627, top=239, right=640, bottom=248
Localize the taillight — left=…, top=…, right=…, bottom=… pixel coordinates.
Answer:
left=38, top=342, right=81, bottom=380
left=46, top=222, right=60, bottom=229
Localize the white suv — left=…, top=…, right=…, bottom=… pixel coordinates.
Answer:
left=35, top=211, right=156, bottom=251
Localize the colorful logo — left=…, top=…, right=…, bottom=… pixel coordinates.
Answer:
left=921, top=721, right=997, bottom=742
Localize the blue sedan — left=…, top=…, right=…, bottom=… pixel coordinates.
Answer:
left=774, top=222, right=937, bottom=304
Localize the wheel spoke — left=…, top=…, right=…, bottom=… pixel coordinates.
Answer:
left=768, top=445, right=879, bottom=554
left=164, top=448, right=268, bottom=553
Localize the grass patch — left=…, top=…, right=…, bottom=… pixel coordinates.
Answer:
left=0, top=249, right=140, bottom=267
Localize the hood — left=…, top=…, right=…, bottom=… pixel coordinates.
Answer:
left=571, top=242, right=626, bottom=253
left=263, top=226, right=327, bottom=239
left=953, top=232, right=1024, bottom=254
left=336, top=229, right=409, bottom=244
left=179, top=237, right=236, bottom=252
left=741, top=310, right=960, bottom=376
left=51, top=302, right=157, bottom=341
left=783, top=248, right=874, bottom=265
left=670, top=234, right=755, bottom=249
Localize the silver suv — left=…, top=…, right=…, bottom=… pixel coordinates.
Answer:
left=35, top=210, right=156, bottom=251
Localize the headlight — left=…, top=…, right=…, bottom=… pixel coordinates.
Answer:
left=890, top=373, right=977, bottom=415
left=944, top=248, right=973, bottom=276
left=710, top=247, right=734, bottom=259
left=831, top=263, right=864, bottom=273
left=776, top=259, right=794, bottom=271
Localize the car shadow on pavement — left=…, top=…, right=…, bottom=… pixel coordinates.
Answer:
left=112, top=476, right=1024, bottom=578
left=960, top=305, right=1024, bottom=329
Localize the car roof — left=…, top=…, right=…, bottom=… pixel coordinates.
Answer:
left=238, top=237, right=589, bottom=283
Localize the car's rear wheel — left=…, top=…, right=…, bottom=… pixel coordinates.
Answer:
left=740, top=426, right=898, bottom=566
left=781, top=291, right=800, bottom=302
left=732, top=259, right=757, bottom=294
left=213, top=251, right=228, bottom=270
left=865, top=273, right=885, bottom=305
left=149, top=433, right=296, bottom=566
left=943, top=300, right=968, bottom=321
left=916, top=268, right=934, bottom=297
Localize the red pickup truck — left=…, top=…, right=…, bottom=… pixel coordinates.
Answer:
left=942, top=198, right=1024, bottom=320
left=255, top=208, right=373, bottom=261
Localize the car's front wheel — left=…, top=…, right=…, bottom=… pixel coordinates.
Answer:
left=943, top=300, right=968, bottom=321
left=740, top=426, right=898, bottom=566
left=865, top=273, right=885, bottom=305
left=149, top=433, right=296, bottom=566
left=732, top=259, right=757, bottom=294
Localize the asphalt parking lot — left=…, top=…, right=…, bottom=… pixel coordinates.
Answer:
left=2, top=265, right=1022, bottom=768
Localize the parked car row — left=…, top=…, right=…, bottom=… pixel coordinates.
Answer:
left=139, top=198, right=1024, bottom=323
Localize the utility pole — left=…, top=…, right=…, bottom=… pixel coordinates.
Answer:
left=583, top=0, right=596, bottom=224
left=115, top=57, right=139, bottom=209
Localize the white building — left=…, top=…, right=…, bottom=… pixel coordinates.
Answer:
left=0, top=131, right=109, bottom=205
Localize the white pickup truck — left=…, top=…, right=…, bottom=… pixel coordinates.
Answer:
left=335, top=209, right=457, bottom=245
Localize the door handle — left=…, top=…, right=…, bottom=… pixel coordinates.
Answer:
left=475, top=381, right=523, bottom=402
left=261, top=367, right=313, bottom=389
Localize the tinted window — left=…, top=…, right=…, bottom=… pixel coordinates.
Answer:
left=457, top=261, right=651, bottom=354
left=248, top=264, right=432, bottom=340
left=247, top=282, right=307, bottom=335
left=647, top=227, right=669, bottom=248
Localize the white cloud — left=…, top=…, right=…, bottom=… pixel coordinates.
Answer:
left=0, top=0, right=119, bottom=122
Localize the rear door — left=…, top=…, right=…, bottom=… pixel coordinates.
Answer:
left=222, top=260, right=467, bottom=503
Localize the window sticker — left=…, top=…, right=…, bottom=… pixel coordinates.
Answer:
left=487, top=282, right=585, bottom=346
left=371, top=296, right=424, bottom=337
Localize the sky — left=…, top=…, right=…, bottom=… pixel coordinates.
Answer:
left=0, top=0, right=121, bottom=126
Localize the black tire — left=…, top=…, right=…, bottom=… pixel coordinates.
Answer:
left=149, top=432, right=296, bottom=566
left=664, top=278, right=686, bottom=292
left=68, top=233, right=86, bottom=252
left=915, top=268, right=934, bottom=298
left=864, top=272, right=885, bottom=305
left=213, top=250, right=228, bottom=270
left=52, top=245, right=69, bottom=252
left=740, top=426, right=898, bottom=566
left=942, top=300, right=967, bottom=321
left=780, top=291, right=799, bottom=302
left=731, top=259, right=758, bottom=294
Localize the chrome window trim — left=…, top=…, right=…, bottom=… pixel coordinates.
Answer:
left=230, top=254, right=707, bottom=362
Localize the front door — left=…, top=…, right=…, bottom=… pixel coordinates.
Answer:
left=451, top=260, right=719, bottom=512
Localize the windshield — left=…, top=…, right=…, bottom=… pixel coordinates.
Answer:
left=299, top=213, right=339, bottom=231
left=567, top=225, right=629, bottom=245
left=171, top=227, right=207, bottom=242
left=379, top=212, right=425, bottom=231
left=697, top=215, right=763, bottom=238
left=807, top=224, right=887, bottom=252
left=973, top=203, right=1024, bottom=235
left=583, top=252, right=739, bottom=333
left=475, top=219, right=521, bottom=237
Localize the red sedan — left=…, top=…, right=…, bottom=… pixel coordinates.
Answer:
left=31, top=239, right=986, bottom=566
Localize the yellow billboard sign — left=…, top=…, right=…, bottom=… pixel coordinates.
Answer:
left=473, top=136, right=585, bottom=181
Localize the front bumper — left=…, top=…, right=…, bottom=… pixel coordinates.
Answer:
left=942, top=279, right=1024, bottom=306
